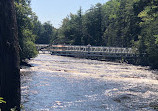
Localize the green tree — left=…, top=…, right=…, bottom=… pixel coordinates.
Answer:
left=57, top=11, right=83, bottom=45
left=36, top=21, right=56, bottom=44
left=136, top=0, right=158, bottom=68
left=82, top=3, right=103, bottom=46
left=102, top=0, right=120, bottom=46
left=54, top=0, right=158, bottom=69
left=15, top=0, right=38, bottom=60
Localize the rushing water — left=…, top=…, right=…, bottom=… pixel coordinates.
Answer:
left=21, top=54, right=158, bottom=111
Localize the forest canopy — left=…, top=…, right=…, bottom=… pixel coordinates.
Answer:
left=54, top=0, right=158, bottom=68
left=15, top=0, right=158, bottom=68
left=14, top=0, right=56, bottom=61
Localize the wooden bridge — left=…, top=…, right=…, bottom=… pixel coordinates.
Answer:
left=36, top=44, right=137, bottom=59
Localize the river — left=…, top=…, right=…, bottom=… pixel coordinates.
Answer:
left=21, top=54, right=158, bottom=111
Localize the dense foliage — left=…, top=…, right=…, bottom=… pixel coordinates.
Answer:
left=56, top=0, right=141, bottom=47
left=14, top=0, right=158, bottom=68
left=35, top=21, right=57, bottom=44
left=135, top=0, right=158, bottom=68
left=15, top=0, right=38, bottom=60
left=56, top=0, right=158, bottom=68
left=14, top=0, right=56, bottom=61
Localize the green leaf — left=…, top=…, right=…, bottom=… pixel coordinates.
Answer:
left=0, top=97, right=6, bottom=104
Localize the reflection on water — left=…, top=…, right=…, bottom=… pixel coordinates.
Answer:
left=21, top=54, right=158, bottom=111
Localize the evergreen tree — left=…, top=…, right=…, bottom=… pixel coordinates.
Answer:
left=136, top=0, right=158, bottom=68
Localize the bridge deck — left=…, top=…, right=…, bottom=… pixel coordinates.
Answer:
left=36, top=44, right=137, bottom=58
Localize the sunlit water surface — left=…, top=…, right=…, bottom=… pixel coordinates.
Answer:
left=21, top=54, right=158, bottom=111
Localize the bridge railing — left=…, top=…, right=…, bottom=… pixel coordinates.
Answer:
left=36, top=44, right=50, bottom=50
left=49, top=45, right=135, bottom=54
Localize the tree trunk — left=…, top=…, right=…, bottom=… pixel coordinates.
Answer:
left=0, top=0, right=20, bottom=110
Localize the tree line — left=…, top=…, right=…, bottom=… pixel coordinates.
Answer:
left=15, top=0, right=158, bottom=68
left=0, top=0, right=157, bottom=110
left=15, top=0, right=56, bottom=61
left=14, top=0, right=158, bottom=68
left=52, top=0, right=158, bottom=68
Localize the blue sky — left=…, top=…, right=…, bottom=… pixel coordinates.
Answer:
left=31, top=0, right=109, bottom=28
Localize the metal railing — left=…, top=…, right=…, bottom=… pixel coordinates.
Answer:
left=36, top=44, right=137, bottom=58
left=49, top=45, right=135, bottom=54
